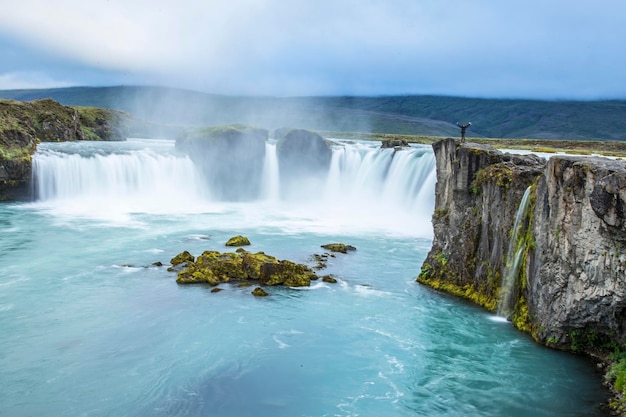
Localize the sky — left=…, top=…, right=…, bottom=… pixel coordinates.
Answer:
left=0, top=0, right=624, bottom=99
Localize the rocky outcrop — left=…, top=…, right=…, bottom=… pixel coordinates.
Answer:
left=0, top=98, right=129, bottom=200
left=419, top=138, right=626, bottom=412
left=380, top=138, right=409, bottom=149
left=418, top=138, right=545, bottom=312
left=225, top=235, right=251, bottom=247
left=275, top=128, right=333, bottom=197
left=276, top=128, right=332, bottom=175
left=420, top=138, right=626, bottom=344
left=321, top=243, right=356, bottom=254
left=529, top=156, right=626, bottom=349
left=176, top=124, right=268, bottom=201
left=172, top=248, right=317, bottom=288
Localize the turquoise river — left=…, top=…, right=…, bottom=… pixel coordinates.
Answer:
left=0, top=139, right=609, bottom=416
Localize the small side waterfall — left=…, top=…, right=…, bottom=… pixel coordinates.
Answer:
left=261, top=142, right=280, bottom=201
left=497, top=186, right=532, bottom=318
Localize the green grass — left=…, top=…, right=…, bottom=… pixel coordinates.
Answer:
left=321, top=131, right=626, bottom=157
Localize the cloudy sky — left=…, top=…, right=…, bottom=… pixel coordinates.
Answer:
left=0, top=0, right=624, bottom=99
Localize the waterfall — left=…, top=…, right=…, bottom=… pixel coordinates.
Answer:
left=261, top=142, right=280, bottom=201
left=497, top=186, right=532, bottom=318
left=30, top=139, right=436, bottom=235
left=31, top=140, right=209, bottom=218
left=324, top=143, right=435, bottom=217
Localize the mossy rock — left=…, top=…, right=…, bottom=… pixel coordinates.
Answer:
left=252, top=287, right=269, bottom=297
left=322, top=275, right=337, bottom=283
left=170, top=250, right=195, bottom=266
left=173, top=248, right=315, bottom=288
left=321, top=243, right=356, bottom=254
left=310, top=253, right=329, bottom=270
left=225, top=235, right=251, bottom=247
left=240, top=250, right=279, bottom=279
left=259, top=260, right=315, bottom=287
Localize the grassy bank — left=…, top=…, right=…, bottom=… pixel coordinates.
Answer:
left=322, top=131, right=626, bottom=158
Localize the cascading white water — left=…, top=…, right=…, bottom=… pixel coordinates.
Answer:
left=31, top=139, right=436, bottom=236
left=324, top=142, right=435, bottom=218
left=497, top=186, right=532, bottom=317
left=32, top=140, right=209, bottom=222
left=261, top=142, right=280, bottom=201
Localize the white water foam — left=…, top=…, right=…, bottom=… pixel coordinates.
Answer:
left=30, top=139, right=436, bottom=237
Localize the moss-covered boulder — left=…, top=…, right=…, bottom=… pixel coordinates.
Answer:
left=176, top=124, right=268, bottom=201
left=321, top=243, right=357, bottom=254
left=225, top=235, right=251, bottom=247
left=173, top=248, right=314, bottom=288
left=259, top=260, right=316, bottom=287
left=322, top=275, right=338, bottom=283
left=240, top=250, right=279, bottom=279
left=170, top=250, right=195, bottom=266
left=252, top=287, right=269, bottom=297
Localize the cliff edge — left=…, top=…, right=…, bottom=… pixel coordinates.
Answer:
left=419, top=138, right=626, bottom=412
left=0, top=98, right=129, bottom=200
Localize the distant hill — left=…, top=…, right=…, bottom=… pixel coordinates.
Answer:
left=0, top=86, right=624, bottom=140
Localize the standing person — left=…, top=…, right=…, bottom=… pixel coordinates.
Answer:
left=457, top=122, right=472, bottom=143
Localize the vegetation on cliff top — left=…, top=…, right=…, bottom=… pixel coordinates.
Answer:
left=324, top=131, right=626, bottom=158
left=176, top=123, right=268, bottom=143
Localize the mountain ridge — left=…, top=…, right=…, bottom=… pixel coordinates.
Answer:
left=0, top=85, right=624, bottom=140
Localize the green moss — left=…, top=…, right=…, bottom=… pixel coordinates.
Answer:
left=171, top=248, right=315, bottom=288
left=321, top=243, right=356, bottom=254
left=260, top=260, right=315, bottom=287
left=417, top=252, right=498, bottom=312
left=433, top=208, right=450, bottom=221
left=252, top=287, right=269, bottom=297
left=508, top=184, right=538, bottom=338
left=225, top=235, right=251, bottom=247
left=511, top=298, right=535, bottom=336
left=170, top=250, right=194, bottom=266
left=418, top=272, right=498, bottom=311
left=76, top=106, right=129, bottom=141
left=473, top=163, right=515, bottom=190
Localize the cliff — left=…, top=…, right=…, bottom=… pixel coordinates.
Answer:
left=530, top=156, right=626, bottom=349
left=418, top=138, right=545, bottom=314
left=419, top=138, right=626, bottom=411
left=0, top=98, right=129, bottom=200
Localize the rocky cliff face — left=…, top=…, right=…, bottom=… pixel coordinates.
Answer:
left=530, top=156, right=626, bottom=349
left=418, top=138, right=545, bottom=313
left=419, top=138, right=626, bottom=354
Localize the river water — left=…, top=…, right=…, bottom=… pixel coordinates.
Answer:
left=0, top=139, right=608, bottom=416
